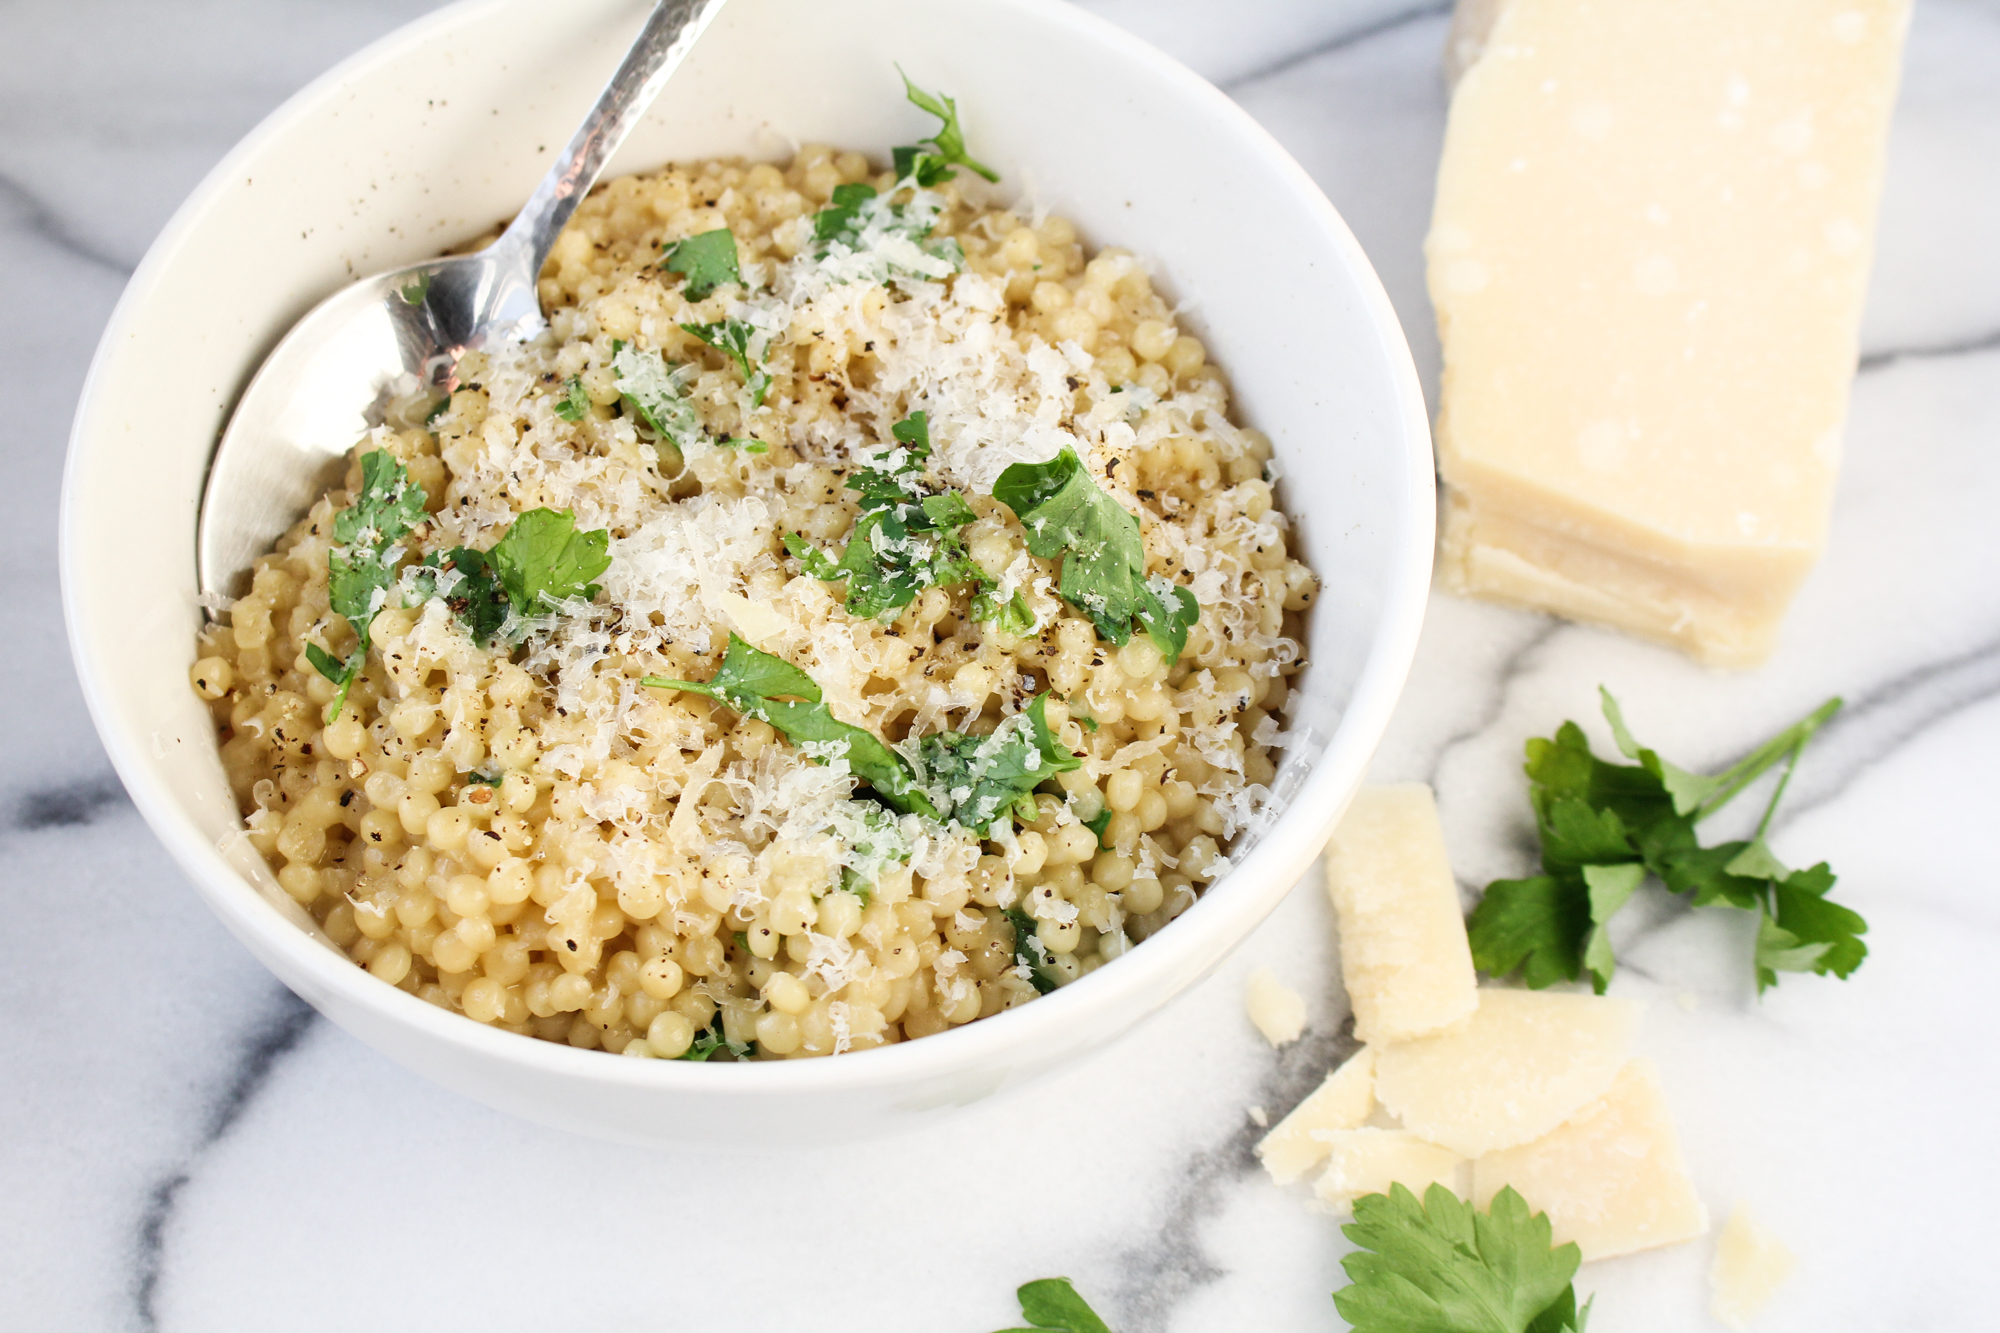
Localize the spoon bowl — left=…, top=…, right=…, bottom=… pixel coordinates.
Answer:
left=195, top=0, right=725, bottom=600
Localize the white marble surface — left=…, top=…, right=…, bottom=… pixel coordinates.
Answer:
left=5, top=1, right=1999, bottom=1328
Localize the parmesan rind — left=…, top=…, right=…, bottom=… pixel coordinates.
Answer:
left=1372, top=989, right=1637, bottom=1157
left=1321, top=784, right=1479, bottom=1045
left=1245, top=967, right=1308, bottom=1047
left=1430, top=0, right=1913, bottom=666
left=1312, top=1129, right=1467, bottom=1216
left=1471, top=1058, right=1707, bottom=1262
left=1257, top=1047, right=1376, bottom=1185
left=1710, top=1201, right=1797, bottom=1331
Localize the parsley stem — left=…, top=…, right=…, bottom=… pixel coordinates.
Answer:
left=1691, top=696, right=1841, bottom=824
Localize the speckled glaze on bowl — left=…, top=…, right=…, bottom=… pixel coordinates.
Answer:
left=62, top=0, right=1432, bottom=1146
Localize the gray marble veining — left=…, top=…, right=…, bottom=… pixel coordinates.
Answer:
left=5, top=1, right=1997, bottom=1329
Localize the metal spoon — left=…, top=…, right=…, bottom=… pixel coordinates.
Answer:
left=197, top=0, right=727, bottom=599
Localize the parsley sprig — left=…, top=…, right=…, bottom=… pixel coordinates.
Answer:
left=642, top=636, right=1079, bottom=837
left=1336, top=1184, right=1590, bottom=1333
left=1468, top=688, right=1864, bottom=994
left=808, top=73, right=996, bottom=269
left=784, top=412, right=991, bottom=621
left=892, top=70, right=1000, bottom=187
left=661, top=227, right=742, bottom=302
left=991, top=1277, right=1113, bottom=1333
left=992, top=446, right=1199, bottom=663
left=306, top=450, right=429, bottom=721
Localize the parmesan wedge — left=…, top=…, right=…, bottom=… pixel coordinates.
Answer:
left=1710, top=1202, right=1797, bottom=1330
left=1321, top=785, right=1479, bottom=1045
left=1257, top=1047, right=1377, bottom=1185
left=1371, top=989, right=1637, bottom=1157
left=1430, top=0, right=1912, bottom=665
left=1472, top=1058, right=1708, bottom=1262
left=1313, top=1129, right=1468, bottom=1216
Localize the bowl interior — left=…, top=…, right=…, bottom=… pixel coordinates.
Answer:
left=63, top=0, right=1432, bottom=1140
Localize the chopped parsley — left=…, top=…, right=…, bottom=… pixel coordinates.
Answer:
left=891, top=70, right=1000, bottom=187
left=907, top=695, right=1081, bottom=835
left=1004, top=907, right=1062, bottom=995
left=809, top=182, right=965, bottom=274
left=1467, top=687, right=1863, bottom=994
left=813, top=181, right=882, bottom=251
left=611, top=341, right=703, bottom=451
left=305, top=449, right=429, bottom=721
left=552, top=375, right=591, bottom=423
left=991, top=1276, right=1113, bottom=1333
left=992, top=446, right=1199, bottom=663
left=681, top=317, right=773, bottom=409
left=971, top=586, right=1038, bottom=635
left=783, top=412, right=991, bottom=621
left=642, top=636, right=1081, bottom=838
left=1335, top=1184, right=1590, bottom=1333
left=678, top=1017, right=754, bottom=1061
left=415, top=507, right=610, bottom=647
left=661, top=227, right=742, bottom=302
left=1083, top=806, right=1113, bottom=849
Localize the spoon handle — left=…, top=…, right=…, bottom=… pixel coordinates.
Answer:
left=500, top=0, right=729, bottom=272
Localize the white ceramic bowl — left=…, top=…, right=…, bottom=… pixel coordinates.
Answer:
left=62, top=0, right=1432, bottom=1146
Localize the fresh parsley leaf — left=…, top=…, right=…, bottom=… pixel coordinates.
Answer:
left=463, top=768, right=503, bottom=787
left=643, top=635, right=940, bottom=820
left=992, top=1277, right=1113, bottom=1333
left=414, top=509, right=608, bottom=647
left=553, top=376, right=591, bottom=423
left=331, top=448, right=429, bottom=556
left=681, top=318, right=773, bottom=409
left=1465, top=875, right=1592, bottom=990
left=416, top=544, right=507, bottom=646
left=1334, top=1184, right=1584, bottom=1333
left=992, top=446, right=1199, bottom=663
left=424, top=395, right=452, bottom=425
left=719, top=436, right=771, bottom=454
left=1004, top=907, right=1062, bottom=995
left=1084, top=806, right=1113, bottom=849
left=489, top=507, right=610, bottom=616
left=662, top=227, right=741, bottom=302
left=316, top=449, right=430, bottom=720
left=784, top=413, right=991, bottom=621
left=907, top=693, right=1081, bottom=835
left=894, top=69, right=1000, bottom=185
left=678, top=1017, right=754, bottom=1061
left=1758, top=860, right=1867, bottom=990
left=1469, top=689, right=1864, bottom=995
left=611, top=341, right=703, bottom=450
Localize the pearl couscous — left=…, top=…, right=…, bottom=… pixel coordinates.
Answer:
left=192, top=133, right=1315, bottom=1061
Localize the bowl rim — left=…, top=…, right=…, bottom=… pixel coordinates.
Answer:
left=60, top=0, right=1435, bottom=1096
